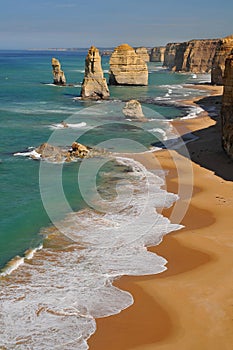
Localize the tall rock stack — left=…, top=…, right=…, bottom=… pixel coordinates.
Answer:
left=221, top=54, right=233, bottom=158
left=135, top=47, right=150, bottom=62
left=81, top=46, right=110, bottom=99
left=51, top=58, right=66, bottom=85
left=150, top=47, right=166, bottom=62
left=211, top=35, right=233, bottom=85
left=109, top=44, right=148, bottom=86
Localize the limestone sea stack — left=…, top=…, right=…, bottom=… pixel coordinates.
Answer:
left=109, top=44, right=148, bottom=86
left=122, top=100, right=147, bottom=122
left=211, top=35, right=233, bottom=85
left=51, top=58, right=66, bottom=85
left=221, top=54, right=233, bottom=158
left=81, top=46, right=110, bottom=99
left=135, top=47, right=150, bottom=62
left=150, top=47, right=166, bottom=62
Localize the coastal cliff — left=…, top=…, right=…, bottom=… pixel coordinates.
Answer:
left=150, top=47, right=166, bottom=62
left=109, top=44, right=148, bottom=86
left=135, top=47, right=150, bottom=62
left=163, top=39, right=219, bottom=73
left=211, top=35, right=233, bottom=85
left=51, top=58, right=66, bottom=85
left=221, top=54, right=233, bottom=158
left=81, top=46, right=110, bottom=99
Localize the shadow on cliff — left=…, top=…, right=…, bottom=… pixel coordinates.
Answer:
left=153, top=94, right=233, bottom=181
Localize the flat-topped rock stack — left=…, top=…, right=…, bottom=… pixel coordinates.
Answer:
left=211, top=35, right=233, bottom=85
left=221, top=54, right=233, bottom=158
left=109, top=44, right=148, bottom=86
left=51, top=58, right=66, bottom=85
left=135, top=47, right=150, bottom=62
left=81, top=46, right=110, bottom=99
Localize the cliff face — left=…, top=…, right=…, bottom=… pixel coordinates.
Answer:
left=109, top=44, right=148, bottom=86
left=163, top=43, right=180, bottom=69
left=135, top=47, right=150, bottom=62
left=81, top=46, right=110, bottom=99
left=163, top=39, right=219, bottom=73
left=150, top=47, right=166, bottom=62
left=211, top=35, right=233, bottom=85
left=51, top=58, right=66, bottom=85
left=221, top=54, right=233, bottom=158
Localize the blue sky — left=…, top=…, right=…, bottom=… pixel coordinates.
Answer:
left=0, top=0, right=232, bottom=49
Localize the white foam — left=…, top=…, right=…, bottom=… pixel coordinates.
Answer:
left=50, top=122, right=87, bottom=130
left=14, top=149, right=41, bottom=159
left=0, top=156, right=182, bottom=349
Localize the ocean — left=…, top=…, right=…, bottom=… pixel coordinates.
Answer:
left=0, top=50, right=210, bottom=349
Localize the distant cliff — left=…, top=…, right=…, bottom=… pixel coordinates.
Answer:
left=163, top=39, right=219, bottom=73
left=211, top=35, right=233, bottom=85
left=221, top=54, right=233, bottom=158
left=150, top=47, right=166, bottom=62
left=135, top=47, right=150, bottom=62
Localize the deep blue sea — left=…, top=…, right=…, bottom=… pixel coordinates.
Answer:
left=0, top=50, right=210, bottom=349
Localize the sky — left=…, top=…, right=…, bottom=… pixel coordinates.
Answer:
left=0, top=0, right=233, bottom=49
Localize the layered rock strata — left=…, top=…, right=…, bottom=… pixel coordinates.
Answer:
left=135, top=47, right=150, bottom=62
left=81, top=46, right=110, bottom=99
left=221, top=54, right=233, bottom=158
left=163, top=39, right=219, bottom=73
left=150, top=47, right=166, bottom=62
left=51, top=58, right=66, bottom=85
left=211, top=35, right=233, bottom=85
left=122, top=100, right=147, bottom=122
left=109, top=44, right=148, bottom=86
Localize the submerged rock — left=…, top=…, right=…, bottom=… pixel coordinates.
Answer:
left=123, top=100, right=148, bottom=122
left=221, top=54, right=233, bottom=159
left=109, top=44, right=148, bottom=86
left=51, top=58, right=66, bottom=85
left=81, top=46, right=110, bottom=99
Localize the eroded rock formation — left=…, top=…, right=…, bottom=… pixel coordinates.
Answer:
left=51, top=58, right=66, bottom=85
left=221, top=54, right=233, bottom=158
left=109, top=44, right=148, bottom=86
left=163, top=39, right=219, bottom=73
left=150, top=47, right=166, bottom=62
left=81, top=46, right=110, bottom=99
left=211, top=35, right=233, bottom=85
left=135, top=47, right=150, bottom=62
left=122, top=100, right=147, bottom=122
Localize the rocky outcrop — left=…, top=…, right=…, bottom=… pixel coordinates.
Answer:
left=163, top=39, right=219, bottom=73
left=81, top=46, right=110, bottom=99
left=51, top=58, right=66, bottom=85
left=135, top=47, right=150, bottom=62
left=109, top=44, right=148, bottom=86
left=221, top=54, right=233, bottom=158
left=122, top=100, right=147, bottom=122
left=150, top=47, right=166, bottom=62
left=211, top=35, right=233, bottom=85
left=163, top=43, right=180, bottom=69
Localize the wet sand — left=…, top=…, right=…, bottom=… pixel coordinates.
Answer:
left=88, top=85, right=233, bottom=350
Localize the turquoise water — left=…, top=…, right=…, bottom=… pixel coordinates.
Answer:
left=0, top=50, right=208, bottom=268
left=0, top=50, right=211, bottom=349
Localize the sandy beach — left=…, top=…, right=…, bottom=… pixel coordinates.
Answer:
left=88, top=85, right=233, bottom=350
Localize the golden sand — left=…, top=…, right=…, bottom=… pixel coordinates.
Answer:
left=88, top=85, right=233, bottom=350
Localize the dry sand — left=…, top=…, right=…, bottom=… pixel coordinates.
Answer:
left=88, top=85, right=233, bottom=350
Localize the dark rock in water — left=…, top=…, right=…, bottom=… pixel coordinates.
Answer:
left=221, top=54, right=233, bottom=159
left=81, top=46, right=110, bottom=99
left=51, top=58, right=66, bottom=85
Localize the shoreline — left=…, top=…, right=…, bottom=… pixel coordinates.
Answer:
left=88, top=84, right=233, bottom=349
